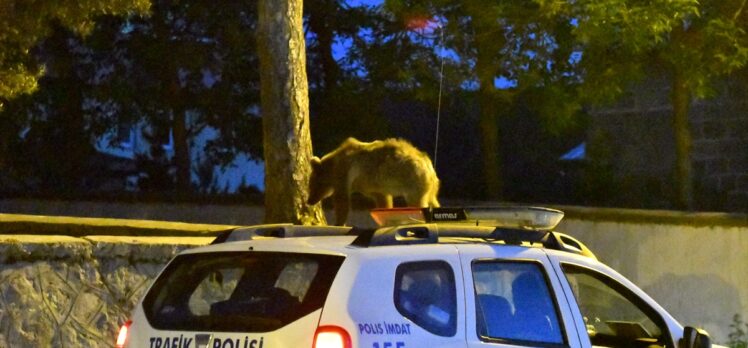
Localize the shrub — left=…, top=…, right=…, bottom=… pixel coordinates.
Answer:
left=729, top=314, right=748, bottom=348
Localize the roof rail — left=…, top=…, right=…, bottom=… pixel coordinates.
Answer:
left=208, top=207, right=595, bottom=259
left=211, top=224, right=359, bottom=244
left=350, top=224, right=596, bottom=259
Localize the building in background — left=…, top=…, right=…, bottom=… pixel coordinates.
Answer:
left=95, top=119, right=264, bottom=194
left=585, top=76, right=748, bottom=211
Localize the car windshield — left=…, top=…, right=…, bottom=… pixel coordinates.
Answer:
left=143, top=251, right=345, bottom=332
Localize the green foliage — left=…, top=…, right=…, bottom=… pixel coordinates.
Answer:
left=3, top=0, right=747, bottom=204
left=0, top=26, right=100, bottom=193
left=569, top=0, right=697, bottom=104
left=308, top=1, right=455, bottom=152
left=572, top=0, right=699, bottom=50
left=0, top=0, right=150, bottom=107
left=306, top=1, right=396, bottom=152
left=730, top=314, right=748, bottom=348
left=1, top=0, right=263, bottom=195
left=382, top=0, right=591, bottom=199
left=572, top=0, right=748, bottom=209
left=662, top=13, right=748, bottom=98
left=99, top=0, right=264, bottom=166
left=572, top=0, right=748, bottom=103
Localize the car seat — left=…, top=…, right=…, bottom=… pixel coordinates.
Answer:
left=510, top=271, right=562, bottom=343
left=476, top=294, right=513, bottom=338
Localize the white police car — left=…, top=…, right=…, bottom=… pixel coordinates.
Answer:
left=116, top=207, right=720, bottom=348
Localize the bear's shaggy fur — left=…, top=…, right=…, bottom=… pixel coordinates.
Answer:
left=308, top=137, right=440, bottom=225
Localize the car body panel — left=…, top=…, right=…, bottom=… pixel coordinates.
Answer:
left=126, top=307, right=321, bottom=348
left=121, top=221, right=716, bottom=348
left=321, top=244, right=467, bottom=348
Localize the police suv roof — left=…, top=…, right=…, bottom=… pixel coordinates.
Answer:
left=198, top=207, right=597, bottom=259
left=186, top=229, right=595, bottom=263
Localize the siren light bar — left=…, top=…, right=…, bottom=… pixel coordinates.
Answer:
left=370, top=206, right=564, bottom=230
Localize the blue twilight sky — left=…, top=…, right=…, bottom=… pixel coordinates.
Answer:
left=347, top=0, right=383, bottom=6
left=331, top=0, right=521, bottom=90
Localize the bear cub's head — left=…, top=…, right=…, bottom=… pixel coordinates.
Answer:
left=307, top=156, right=335, bottom=205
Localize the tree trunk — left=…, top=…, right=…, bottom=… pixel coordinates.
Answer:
left=477, top=73, right=502, bottom=200
left=474, top=26, right=504, bottom=200
left=173, top=108, right=191, bottom=192
left=307, top=0, right=339, bottom=92
left=257, top=0, right=327, bottom=225
left=671, top=70, right=694, bottom=210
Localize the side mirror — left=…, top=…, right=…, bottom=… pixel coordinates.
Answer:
left=679, top=326, right=711, bottom=348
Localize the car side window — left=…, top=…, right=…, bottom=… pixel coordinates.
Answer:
left=562, top=264, right=672, bottom=348
left=394, top=261, right=457, bottom=337
left=472, top=261, right=565, bottom=345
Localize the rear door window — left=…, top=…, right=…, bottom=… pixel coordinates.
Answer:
left=472, top=261, right=566, bottom=345
left=394, top=261, right=457, bottom=337
left=143, top=251, right=344, bottom=332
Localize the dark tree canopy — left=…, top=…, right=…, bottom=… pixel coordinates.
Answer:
left=2, top=0, right=747, bottom=212
left=0, top=0, right=150, bottom=107
left=1, top=0, right=264, bottom=195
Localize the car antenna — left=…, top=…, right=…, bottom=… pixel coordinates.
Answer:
left=433, top=21, right=446, bottom=170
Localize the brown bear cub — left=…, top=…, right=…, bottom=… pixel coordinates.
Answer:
left=308, top=137, right=441, bottom=225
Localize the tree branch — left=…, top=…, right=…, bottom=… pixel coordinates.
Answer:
left=734, top=0, right=747, bottom=21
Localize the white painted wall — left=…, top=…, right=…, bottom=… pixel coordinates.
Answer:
left=558, top=217, right=748, bottom=343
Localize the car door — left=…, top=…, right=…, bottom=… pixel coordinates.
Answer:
left=546, top=252, right=682, bottom=348
left=457, top=244, right=584, bottom=348
left=339, top=244, right=468, bottom=348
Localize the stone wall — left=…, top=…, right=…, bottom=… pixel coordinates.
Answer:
left=0, top=235, right=213, bottom=347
